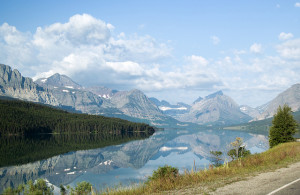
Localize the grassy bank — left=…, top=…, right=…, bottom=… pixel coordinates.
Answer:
left=105, top=141, right=300, bottom=194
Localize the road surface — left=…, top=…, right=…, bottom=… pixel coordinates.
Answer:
left=211, top=161, right=300, bottom=195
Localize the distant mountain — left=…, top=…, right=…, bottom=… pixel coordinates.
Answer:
left=110, top=90, right=176, bottom=123
left=86, top=86, right=118, bottom=99
left=0, top=64, right=180, bottom=126
left=0, top=64, right=59, bottom=106
left=36, top=73, right=113, bottom=115
left=177, top=91, right=252, bottom=125
left=193, top=96, right=203, bottom=104
left=36, top=73, right=82, bottom=90
left=239, top=105, right=260, bottom=118
left=256, top=84, right=300, bottom=120
left=149, top=97, right=190, bottom=117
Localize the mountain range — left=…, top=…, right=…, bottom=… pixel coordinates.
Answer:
left=1, top=63, right=300, bottom=126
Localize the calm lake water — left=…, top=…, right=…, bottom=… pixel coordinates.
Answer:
left=0, top=128, right=268, bottom=193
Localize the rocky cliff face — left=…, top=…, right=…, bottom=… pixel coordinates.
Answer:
left=256, top=84, right=300, bottom=120
left=36, top=73, right=115, bottom=115
left=177, top=91, right=252, bottom=125
left=86, top=86, right=118, bottom=99
left=239, top=105, right=261, bottom=118
left=0, top=64, right=59, bottom=106
left=110, top=89, right=167, bottom=121
left=1, top=64, right=176, bottom=125
left=149, top=97, right=190, bottom=117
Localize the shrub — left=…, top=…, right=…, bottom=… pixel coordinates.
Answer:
left=148, top=165, right=179, bottom=182
left=74, top=181, right=92, bottom=195
left=227, top=147, right=251, bottom=161
left=210, top=150, right=223, bottom=167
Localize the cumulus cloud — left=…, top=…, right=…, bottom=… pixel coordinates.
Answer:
left=1, top=14, right=300, bottom=107
left=250, top=43, right=262, bottom=54
left=276, top=39, right=300, bottom=60
left=211, top=35, right=220, bottom=45
left=278, top=32, right=293, bottom=41
left=295, top=2, right=300, bottom=7
left=0, top=14, right=220, bottom=92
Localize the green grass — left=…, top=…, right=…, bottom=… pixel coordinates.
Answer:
left=103, top=141, right=300, bottom=195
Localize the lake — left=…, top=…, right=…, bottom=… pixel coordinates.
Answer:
left=0, top=128, right=268, bottom=193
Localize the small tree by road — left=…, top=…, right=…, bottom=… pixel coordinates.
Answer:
left=269, top=104, right=298, bottom=148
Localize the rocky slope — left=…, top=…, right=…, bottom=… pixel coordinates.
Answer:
left=110, top=90, right=173, bottom=122
left=0, top=64, right=59, bottom=106
left=177, top=91, right=252, bottom=125
left=36, top=74, right=114, bottom=115
left=239, top=105, right=261, bottom=118
left=149, top=97, right=190, bottom=117
left=1, top=64, right=177, bottom=125
left=256, top=84, right=300, bottom=120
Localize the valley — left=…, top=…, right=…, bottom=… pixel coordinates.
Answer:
left=1, top=63, right=300, bottom=193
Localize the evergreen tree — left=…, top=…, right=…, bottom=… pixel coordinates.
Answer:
left=269, top=104, right=298, bottom=148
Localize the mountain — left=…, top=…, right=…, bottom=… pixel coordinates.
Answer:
left=35, top=73, right=82, bottom=90
left=149, top=98, right=190, bottom=117
left=110, top=90, right=175, bottom=123
left=0, top=64, right=59, bottom=106
left=36, top=73, right=113, bottom=115
left=256, top=84, right=300, bottom=120
left=86, top=86, right=118, bottom=99
left=193, top=96, right=203, bottom=104
left=177, top=91, right=252, bottom=125
left=239, top=105, right=260, bottom=118
left=36, top=74, right=174, bottom=124
left=1, top=64, right=180, bottom=126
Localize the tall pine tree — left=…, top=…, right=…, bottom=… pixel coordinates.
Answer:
left=269, top=104, right=298, bottom=148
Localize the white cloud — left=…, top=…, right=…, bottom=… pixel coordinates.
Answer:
left=278, top=32, right=293, bottom=41
left=105, top=61, right=144, bottom=76
left=250, top=43, right=262, bottom=54
left=33, top=14, right=111, bottom=48
left=295, top=2, right=300, bottom=7
left=1, top=14, right=300, bottom=107
left=211, top=35, right=220, bottom=45
left=276, top=39, right=300, bottom=60
left=186, top=55, right=208, bottom=67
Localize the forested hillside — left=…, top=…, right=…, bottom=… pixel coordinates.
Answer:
left=0, top=98, right=155, bottom=136
left=224, top=110, right=300, bottom=138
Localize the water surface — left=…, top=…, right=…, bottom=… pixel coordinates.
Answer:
left=0, top=128, right=268, bottom=192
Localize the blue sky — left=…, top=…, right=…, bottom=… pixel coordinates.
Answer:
left=1, top=0, right=300, bottom=107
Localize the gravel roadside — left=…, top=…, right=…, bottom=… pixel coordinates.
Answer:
left=210, top=161, right=300, bottom=195
left=163, top=161, right=300, bottom=195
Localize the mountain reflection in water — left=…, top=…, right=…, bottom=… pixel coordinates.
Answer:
left=0, top=128, right=268, bottom=192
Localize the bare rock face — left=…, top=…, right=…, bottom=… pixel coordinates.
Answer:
left=0, top=64, right=59, bottom=106
left=177, top=91, right=252, bottom=125
left=149, top=97, right=190, bottom=117
left=36, top=73, right=82, bottom=90
left=110, top=89, right=166, bottom=121
left=36, top=73, right=113, bottom=115
left=86, top=86, right=118, bottom=99
left=0, top=64, right=178, bottom=125
left=239, top=105, right=261, bottom=118
left=256, top=84, right=300, bottom=120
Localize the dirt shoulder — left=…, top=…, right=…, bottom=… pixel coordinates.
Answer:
left=211, top=161, right=300, bottom=195
left=163, top=161, right=300, bottom=195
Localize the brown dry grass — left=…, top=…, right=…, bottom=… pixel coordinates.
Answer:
left=102, top=142, right=300, bottom=195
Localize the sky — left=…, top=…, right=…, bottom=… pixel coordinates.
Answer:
left=0, top=0, right=300, bottom=107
